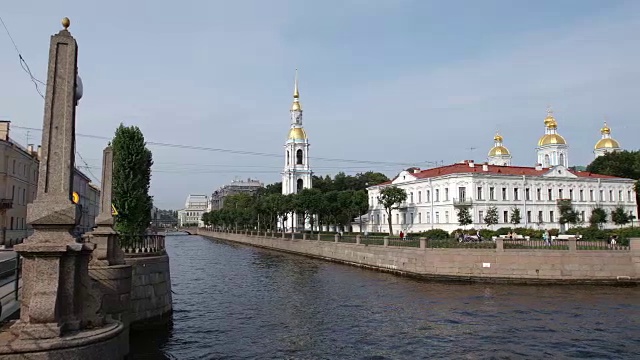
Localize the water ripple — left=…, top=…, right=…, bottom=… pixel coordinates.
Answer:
left=129, top=235, right=640, bottom=360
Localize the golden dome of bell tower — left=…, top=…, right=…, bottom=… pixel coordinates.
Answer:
left=488, top=131, right=512, bottom=166
left=594, top=120, right=621, bottom=158
left=536, top=106, right=569, bottom=168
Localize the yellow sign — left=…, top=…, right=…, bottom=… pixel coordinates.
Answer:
left=72, top=192, right=80, bottom=204
left=111, top=204, right=119, bottom=216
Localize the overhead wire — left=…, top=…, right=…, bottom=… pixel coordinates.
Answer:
left=1, top=14, right=99, bottom=183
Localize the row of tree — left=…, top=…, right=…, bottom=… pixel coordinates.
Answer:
left=202, top=172, right=401, bottom=233
left=455, top=201, right=634, bottom=229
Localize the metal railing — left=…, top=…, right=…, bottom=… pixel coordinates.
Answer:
left=120, top=234, right=166, bottom=254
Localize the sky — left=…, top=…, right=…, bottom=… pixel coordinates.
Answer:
left=1, top=0, right=639, bottom=209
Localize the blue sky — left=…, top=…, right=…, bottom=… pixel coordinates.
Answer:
left=1, top=0, right=638, bottom=209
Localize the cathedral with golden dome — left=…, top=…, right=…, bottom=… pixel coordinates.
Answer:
left=486, top=108, right=623, bottom=166
left=281, top=70, right=312, bottom=231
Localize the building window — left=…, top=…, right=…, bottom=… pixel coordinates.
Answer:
left=479, top=210, right=484, bottom=222
left=581, top=211, right=585, bottom=222
left=410, top=192, right=414, bottom=203
left=580, top=189, right=584, bottom=201
left=558, top=189, right=563, bottom=199
left=618, top=190, right=623, bottom=202
left=538, top=211, right=543, bottom=223
left=569, top=189, right=573, bottom=200
left=10, top=217, right=13, bottom=230
left=12, top=186, right=15, bottom=201
left=549, top=211, right=554, bottom=223
left=536, top=188, right=541, bottom=201
left=609, top=190, right=614, bottom=202
left=296, top=149, right=303, bottom=165
left=22, top=189, right=26, bottom=205
left=395, top=214, right=399, bottom=224
left=489, top=187, right=495, bottom=200
left=12, top=160, right=15, bottom=174
left=410, top=213, right=414, bottom=224
left=590, top=190, right=595, bottom=201
left=629, top=191, right=632, bottom=202
left=502, top=187, right=507, bottom=200
left=435, top=189, right=440, bottom=202
left=418, top=212, right=421, bottom=223
left=513, top=188, right=519, bottom=201
left=527, top=211, right=532, bottom=223
left=599, top=190, right=604, bottom=202
left=503, top=211, right=508, bottom=223
left=477, top=187, right=483, bottom=200
left=418, top=191, right=422, bottom=203
left=426, top=190, right=431, bottom=202
left=402, top=213, right=406, bottom=224
left=445, top=188, right=449, bottom=201
left=525, top=188, right=531, bottom=201
left=548, top=189, right=553, bottom=201
left=426, top=212, right=431, bottom=223
left=435, top=212, right=439, bottom=224
left=445, top=211, right=449, bottom=223
left=286, top=151, right=290, bottom=165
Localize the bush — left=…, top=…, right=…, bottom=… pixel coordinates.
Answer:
left=479, top=229, right=496, bottom=239
left=420, top=229, right=450, bottom=240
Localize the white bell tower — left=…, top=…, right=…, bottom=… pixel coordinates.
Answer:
left=282, top=69, right=312, bottom=231
left=536, top=107, right=569, bottom=168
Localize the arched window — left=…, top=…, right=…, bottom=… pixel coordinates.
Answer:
left=296, top=179, right=303, bottom=193
left=296, top=149, right=303, bottom=165
left=544, top=154, right=550, bottom=167
left=559, top=153, right=565, bottom=166
left=286, top=151, right=290, bottom=165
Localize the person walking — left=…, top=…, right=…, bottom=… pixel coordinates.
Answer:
left=399, top=231, right=404, bottom=240
left=543, top=230, right=551, bottom=246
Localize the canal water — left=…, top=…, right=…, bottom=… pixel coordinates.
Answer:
left=129, top=235, right=640, bottom=359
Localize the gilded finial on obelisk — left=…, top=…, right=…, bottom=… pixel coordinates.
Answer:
left=62, top=17, right=70, bottom=30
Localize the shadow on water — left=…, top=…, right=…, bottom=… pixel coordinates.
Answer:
left=128, top=318, right=176, bottom=360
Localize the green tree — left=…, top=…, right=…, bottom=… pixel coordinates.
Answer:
left=557, top=199, right=579, bottom=226
left=510, top=207, right=521, bottom=226
left=611, top=206, right=631, bottom=227
left=457, top=207, right=473, bottom=227
left=586, top=150, right=640, bottom=215
left=112, top=124, right=153, bottom=236
left=589, top=207, right=607, bottom=229
left=296, top=188, right=323, bottom=233
left=484, top=206, right=499, bottom=229
left=377, top=186, right=407, bottom=235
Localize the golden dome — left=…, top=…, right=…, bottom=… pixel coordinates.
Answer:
left=291, top=100, right=301, bottom=111
left=287, top=127, right=307, bottom=140
left=488, top=145, right=510, bottom=156
left=600, top=122, right=611, bottom=135
left=537, top=134, right=566, bottom=146
left=494, top=133, right=503, bottom=142
left=544, top=115, right=558, bottom=129
left=594, top=138, right=620, bottom=150
left=62, top=17, right=70, bottom=29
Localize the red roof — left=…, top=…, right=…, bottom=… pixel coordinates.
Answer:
left=374, top=162, right=626, bottom=187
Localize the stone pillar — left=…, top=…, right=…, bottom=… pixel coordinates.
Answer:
left=334, top=234, right=339, bottom=243
left=495, top=238, right=504, bottom=252
left=290, top=232, right=295, bottom=240
left=303, top=233, right=307, bottom=240
left=419, top=237, right=426, bottom=249
left=356, top=235, right=361, bottom=244
left=568, top=237, right=577, bottom=252
left=88, top=145, right=132, bottom=334
left=630, top=237, right=640, bottom=251
left=384, top=236, right=389, bottom=246
left=1, top=19, right=126, bottom=359
left=317, top=233, right=320, bottom=241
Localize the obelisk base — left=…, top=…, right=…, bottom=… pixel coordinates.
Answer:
left=0, top=320, right=126, bottom=360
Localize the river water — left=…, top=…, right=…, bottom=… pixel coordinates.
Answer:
left=129, top=235, right=640, bottom=359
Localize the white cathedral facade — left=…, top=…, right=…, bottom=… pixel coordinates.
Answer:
left=366, top=109, right=636, bottom=234
left=281, top=70, right=312, bottom=232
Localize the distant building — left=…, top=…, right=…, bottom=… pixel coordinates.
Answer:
left=0, top=120, right=100, bottom=245
left=210, top=178, right=264, bottom=211
left=178, top=194, right=209, bottom=227
left=0, top=121, right=39, bottom=246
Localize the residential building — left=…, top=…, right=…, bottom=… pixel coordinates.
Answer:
left=210, top=178, right=264, bottom=211
left=366, top=111, right=636, bottom=234
left=281, top=70, right=312, bottom=231
left=0, top=121, right=39, bottom=245
left=178, top=194, right=209, bottom=227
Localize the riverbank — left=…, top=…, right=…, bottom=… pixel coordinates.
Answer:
left=196, top=230, right=639, bottom=285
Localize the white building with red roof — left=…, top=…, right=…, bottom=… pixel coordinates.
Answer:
left=364, top=108, right=635, bottom=234
left=366, top=161, right=637, bottom=234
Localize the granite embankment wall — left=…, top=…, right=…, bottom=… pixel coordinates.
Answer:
left=197, top=230, right=640, bottom=284
left=125, top=254, right=173, bottom=328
